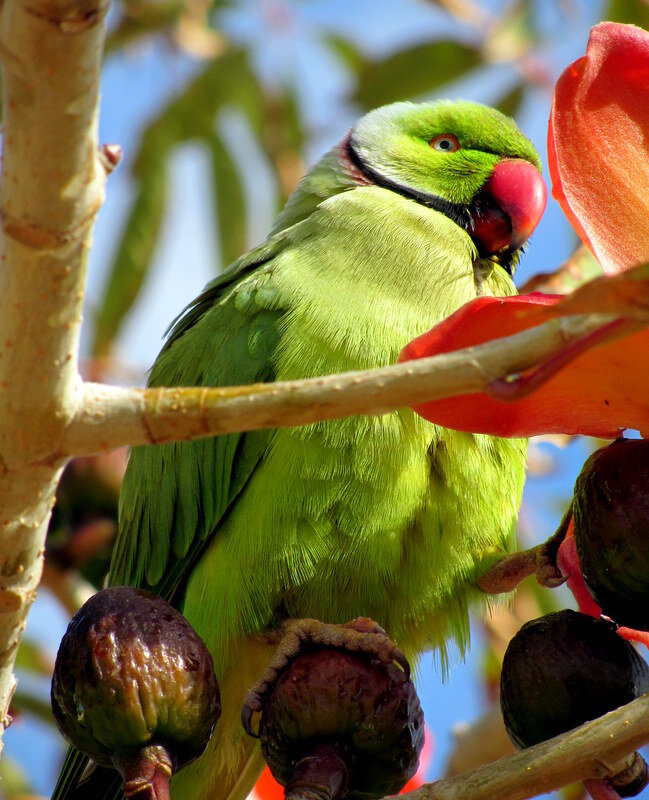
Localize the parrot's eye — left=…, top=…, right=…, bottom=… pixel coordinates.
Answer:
left=430, top=134, right=460, bottom=153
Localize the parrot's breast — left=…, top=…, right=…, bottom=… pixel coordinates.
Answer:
left=184, top=186, right=526, bottom=671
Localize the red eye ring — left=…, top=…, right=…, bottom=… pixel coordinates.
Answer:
left=430, top=134, right=460, bottom=153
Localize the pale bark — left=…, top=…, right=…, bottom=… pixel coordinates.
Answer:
left=0, top=0, right=108, bottom=746
left=403, top=692, right=649, bottom=800
left=62, top=312, right=617, bottom=456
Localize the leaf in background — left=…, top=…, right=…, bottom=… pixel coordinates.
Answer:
left=0, top=756, right=34, bottom=798
left=92, top=156, right=166, bottom=357
left=353, top=39, right=482, bottom=109
left=324, top=34, right=367, bottom=75
left=92, top=50, right=264, bottom=356
left=605, top=0, right=649, bottom=29
left=10, top=689, right=57, bottom=727
left=483, top=0, right=536, bottom=63
left=209, top=133, right=246, bottom=268
left=104, top=0, right=185, bottom=56
left=260, top=90, right=305, bottom=203
left=494, top=82, right=525, bottom=118
left=14, top=638, right=54, bottom=677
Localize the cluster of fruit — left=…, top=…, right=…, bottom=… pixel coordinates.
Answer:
left=50, top=438, right=649, bottom=800
left=501, top=439, right=649, bottom=798
left=51, top=594, right=423, bottom=800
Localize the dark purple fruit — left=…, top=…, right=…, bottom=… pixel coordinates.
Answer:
left=51, top=587, right=220, bottom=800
left=501, top=610, right=649, bottom=797
left=501, top=610, right=649, bottom=748
left=573, top=439, right=649, bottom=630
left=247, top=635, right=424, bottom=800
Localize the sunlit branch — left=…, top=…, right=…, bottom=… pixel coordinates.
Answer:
left=401, top=692, right=649, bottom=800
left=63, top=312, right=618, bottom=456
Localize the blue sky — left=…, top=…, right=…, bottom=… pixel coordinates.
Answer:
left=10, top=1, right=632, bottom=797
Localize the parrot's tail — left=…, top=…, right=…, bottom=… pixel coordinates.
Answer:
left=170, top=636, right=275, bottom=800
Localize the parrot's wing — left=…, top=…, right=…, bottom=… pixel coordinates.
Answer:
left=51, top=234, right=288, bottom=800
left=110, top=234, right=286, bottom=598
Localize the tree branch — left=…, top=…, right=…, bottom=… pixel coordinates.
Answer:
left=0, top=0, right=107, bottom=747
left=401, top=692, right=649, bottom=800
left=62, top=312, right=618, bottom=456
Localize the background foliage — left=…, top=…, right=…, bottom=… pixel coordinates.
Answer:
left=5, top=0, right=649, bottom=798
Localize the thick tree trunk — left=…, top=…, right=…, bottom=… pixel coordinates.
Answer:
left=0, top=0, right=108, bottom=745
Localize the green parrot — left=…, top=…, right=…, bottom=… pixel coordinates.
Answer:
left=52, top=100, right=545, bottom=800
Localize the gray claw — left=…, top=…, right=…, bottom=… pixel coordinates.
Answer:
left=241, top=702, right=259, bottom=738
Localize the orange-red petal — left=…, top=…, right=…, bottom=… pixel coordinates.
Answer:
left=557, top=521, right=649, bottom=651
left=549, top=22, right=649, bottom=273
left=399, top=271, right=649, bottom=437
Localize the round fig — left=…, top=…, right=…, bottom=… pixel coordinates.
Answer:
left=573, top=439, right=649, bottom=630
left=51, top=586, right=221, bottom=800
left=245, top=628, right=424, bottom=800
left=501, top=610, right=649, bottom=797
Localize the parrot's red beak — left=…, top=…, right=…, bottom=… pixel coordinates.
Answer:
left=471, top=159, right=547, bottom=255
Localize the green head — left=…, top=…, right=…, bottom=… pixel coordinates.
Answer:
left=276, top=100, right=545, bottom=276
left=344, top=100, right=545, bottom=273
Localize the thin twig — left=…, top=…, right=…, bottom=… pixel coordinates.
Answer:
left=401, top=692, right=649, bottom=800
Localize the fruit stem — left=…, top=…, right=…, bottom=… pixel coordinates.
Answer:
left=610, top=752, right=649, bottom=797
left=114, top=745, right=174, bottom=800
left=284, top=741, right=349, bottom=800
left=583, top=779, right=622, bottom=800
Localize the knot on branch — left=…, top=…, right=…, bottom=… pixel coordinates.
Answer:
left=24, top=0, right=109, bottom=33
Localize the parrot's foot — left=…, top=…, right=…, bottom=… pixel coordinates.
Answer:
left=241, top=617, right=409, bottom=736
left=536, top=504, right=574, bottom=589
left=478, top=509, right=572, bottom=595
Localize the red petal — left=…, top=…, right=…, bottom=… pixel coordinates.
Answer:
left=556, top=522, right=602, bottom=619
left=549, top=22, right=649, bottom=273
left=400, top=726, right=434, bottom=792
left=252, top=768, right=283, bottom=800
left=557, top=522, right=649, bottom=652
left=399, top=276, right=649, bottom=437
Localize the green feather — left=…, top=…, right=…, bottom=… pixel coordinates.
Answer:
left=52, top=100, right=538, bottom=800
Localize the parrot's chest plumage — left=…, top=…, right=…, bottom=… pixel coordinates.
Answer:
left=56, top=100, right=542, bottom=800
left=183, top=187, right=526, bottom=672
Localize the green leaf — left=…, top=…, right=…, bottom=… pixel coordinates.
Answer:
left=605, top=0, right=649, bottom=29
left=92, top=157, right=167, bottom=358
left=353, top=39, right=482, bottom=109
left=157, top=50, right=263, bottom=141
left=209, top=134, right=247, bottom=268
left=11, top=688, right=56, bottom=726
left=104, top=0, right=184, bottom=56
left=494, top=83, right=525, bottom=119
left=92, top=49, right=264, bottom=355
left=259, top=90, right=305, bottom=204
left=324, top=34, right=367, bottom=75
left=0, top=756, right=34, bottom=797
left=14, top=638, right=53, bottom=677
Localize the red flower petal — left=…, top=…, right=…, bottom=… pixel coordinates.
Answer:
left=549, top=22, right=649, bottom=273
left=557, top=521, right=649, bottom=651
left=399, top=269, right=649, bottom=437
left=556, top=521, right=602, bottom=619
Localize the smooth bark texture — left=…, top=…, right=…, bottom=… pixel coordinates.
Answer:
left=0, top=0, right=108, bottom=745
left=402, top=692, right=649, bottom=800
left=63, top=312, right=617, bottom=456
